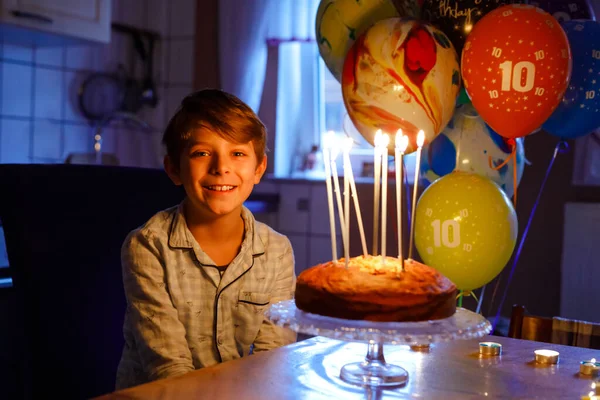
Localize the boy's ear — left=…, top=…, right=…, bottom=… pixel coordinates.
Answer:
left=254, top=156, right=267, bottom=184
left=164, top=155, right=183, bottom=186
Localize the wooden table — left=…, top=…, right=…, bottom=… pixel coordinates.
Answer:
left=96, top=336, right=600, bottom=399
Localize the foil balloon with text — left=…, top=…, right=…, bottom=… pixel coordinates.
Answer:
left=529, top=0, right=595, bottom=22
left=341, top=18, right=461, bottom=154
left=461, top=4, right=572, bottom=139
left=542, top=20, right=600, bottom=139
left=421, top=0, right=528, bottom=60
left=315, top=0, right=419, bottom=83
left=420, top=103, right=525, bottom=199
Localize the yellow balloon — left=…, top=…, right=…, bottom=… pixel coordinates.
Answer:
left=316, top=0, right=419, bottom=82
left=414, top=171, right=518, bottom=291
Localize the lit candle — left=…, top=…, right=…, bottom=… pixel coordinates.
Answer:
left=330, top=145, right=346, bottom=264
left=395, top=130, right=409, bottom=271
left=372, top=130, right=382, bottom=256
left=343, top=138, right=368, bottom=257
left=580, top=358, right=600, bottom=376
left=380, top=134, right=390, bottom=265
left=342, top=139, right=351, bottom=269
left=534, top=349, right=560, bottom=365
left=322, top=131, right=337, bottom=262
left=408, top=130, right=425, bottom=260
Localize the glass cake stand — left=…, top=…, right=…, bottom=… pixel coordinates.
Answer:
left=266, top=300, right=491, bottom=388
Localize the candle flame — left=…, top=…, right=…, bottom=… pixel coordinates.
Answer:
left=395, top=129, right=403, bottom=149
left=330, top=145, right=340, bottom=161
left=381, top=133, right=390, bottom=147
left=398, top=134, right=409, bottom=153
left=324, top=130, right=336, bottom=149
left=417, top=130, right=425, bottom=147
left=343, top=137, right=353, bottom=154
left=374, top=129, right=383, bottom=148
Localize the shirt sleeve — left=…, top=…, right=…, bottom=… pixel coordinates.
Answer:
left=121, top=229, right=195, bottom=381
left=252, top=237, right=297, bottom=352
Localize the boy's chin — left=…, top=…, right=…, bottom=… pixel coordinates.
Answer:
left=203, top=203, right=243, bottom=217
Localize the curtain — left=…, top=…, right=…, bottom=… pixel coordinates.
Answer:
left=218, top=0, right=270, bottom=111
left=219, top=0, right=321, bottom=177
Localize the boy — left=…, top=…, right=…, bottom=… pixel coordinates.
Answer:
left=115, top=89, right=296, bottom=390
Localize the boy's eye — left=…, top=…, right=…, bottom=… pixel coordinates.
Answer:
left=190, top=151, right=209, bottom=157
left=233, top=151, right=245, bottom=157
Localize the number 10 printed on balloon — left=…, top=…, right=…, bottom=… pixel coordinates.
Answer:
left=461, top=4, right=572, bottom=140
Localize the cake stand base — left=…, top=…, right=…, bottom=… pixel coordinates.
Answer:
left=339, top=341, right=408, bottom=388
left=266, top=301, right=492, bottom=389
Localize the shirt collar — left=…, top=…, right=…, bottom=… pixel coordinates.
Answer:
left=168, top=201, right=265, bottom=259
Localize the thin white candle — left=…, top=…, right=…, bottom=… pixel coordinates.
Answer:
left=330, top=145, right=347, bottom=264
left=380, top=134, right=390, bottom=265
left=343, top=139, right=351, bottom=269
left=395, top=130, right=409, bottom=271
left=372, top=130, right=382, bottom=256
left=343, top=138, right=368, bottom=257
left=322, top=131, right=337, bottom=262
left=408, top=130, right=425, bottom=260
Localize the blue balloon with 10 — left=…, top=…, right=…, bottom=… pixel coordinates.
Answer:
left=543, top=20, right=600, bottom=139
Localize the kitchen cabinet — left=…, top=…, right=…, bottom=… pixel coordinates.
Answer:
left=0, top=0, right=111, bottom=45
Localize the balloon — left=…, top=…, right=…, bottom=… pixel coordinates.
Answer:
left=415, top=171, right=518, bottom=291
left=315, top=0, right=420, bottom=83
left=420, top=103, right=525, bottom=199
left=542, top=21, right=600, bottom=139
left=529, top=0, right=595, bottom=22
left=461, top=4, right=572, bottom=139
left=421, top=0, right=528, bottom=59
left=341, top=18, right=461, bottom=154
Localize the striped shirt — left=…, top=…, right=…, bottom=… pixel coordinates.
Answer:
left=115, top=203, right=296, bottom=390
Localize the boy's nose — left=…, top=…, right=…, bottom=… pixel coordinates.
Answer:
left=209, top=154, right=231, bottom=175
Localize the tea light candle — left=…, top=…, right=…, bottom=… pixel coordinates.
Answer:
left=580, top=358, right=600, bottom=376
left=410, top=344, right=431, bottom=352
left=534, top=349, right=560, bottom=365
left=479, top=342, right=502, bottom=356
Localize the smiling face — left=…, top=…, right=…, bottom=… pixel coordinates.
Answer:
left=165, top=126, right=267, bottom=222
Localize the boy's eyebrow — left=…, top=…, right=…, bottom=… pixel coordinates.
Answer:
left=186, top=140, right=252, bottom=148
left=186, top=140, right=209, bottom=146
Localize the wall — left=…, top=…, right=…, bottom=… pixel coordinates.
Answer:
left=0, top=1, right=200, bottom=396
left=0, top=0, right=198, bottom=167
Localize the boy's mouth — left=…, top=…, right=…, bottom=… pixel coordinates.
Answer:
left=204, top=185, right=236, bottom=192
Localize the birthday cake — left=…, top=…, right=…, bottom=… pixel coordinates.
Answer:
left=295, top=256, right=457, bottom=322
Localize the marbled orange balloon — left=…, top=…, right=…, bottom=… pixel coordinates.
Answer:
left=341, top=18, right=461, bottom=153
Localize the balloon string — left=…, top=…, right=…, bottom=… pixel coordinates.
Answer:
left=456, top=289, right=480, bottom=303
left=491, top=140, right=569, bottom=334
left=475, top=285, right=486, bottom=315
left=513, top=150, right=518, bottom=206
left=457, top=290, right=463, bottom=307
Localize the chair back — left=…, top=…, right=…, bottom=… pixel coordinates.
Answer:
left=509, top=304, right=600, bottom=349
left=0, top=164, right=184, bottom=399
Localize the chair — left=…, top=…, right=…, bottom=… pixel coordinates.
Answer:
left=0, top=164, right=185, bottom=399
left=508, top=304, right=600, bottom=349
